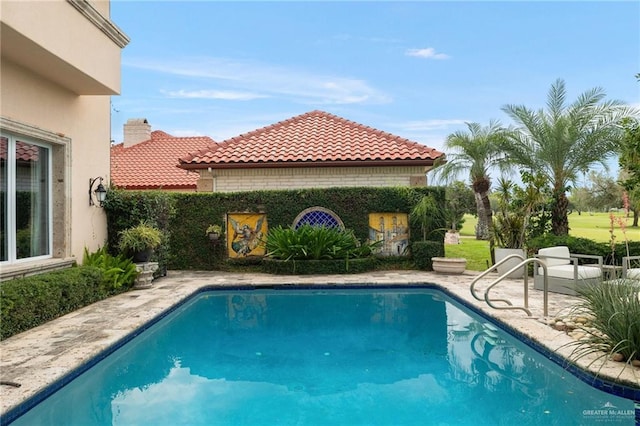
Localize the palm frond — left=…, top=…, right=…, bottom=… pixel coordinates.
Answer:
left=546, top=78, right=567, bottom=121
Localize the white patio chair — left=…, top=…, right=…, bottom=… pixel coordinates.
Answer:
left=533, top=246, right=603, bottom=296
left=622, top=255, right=640, bottom=280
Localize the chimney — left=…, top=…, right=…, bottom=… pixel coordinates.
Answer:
left=123, top=118, right=151, bottom=147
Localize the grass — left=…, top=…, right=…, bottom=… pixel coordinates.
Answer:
left=445, top=236, right=491, bottom=271
left=448, top=212, right=638, bottom=271
left=567, top=211, right=636, bottom=242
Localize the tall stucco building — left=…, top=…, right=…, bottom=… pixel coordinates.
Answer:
left=1, top=0, right=129, bottom=279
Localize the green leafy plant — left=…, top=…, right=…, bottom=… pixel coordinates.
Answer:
left=491, top=174, right=547, bottom=249
left=83, top=246, right=138, bottom=293
left=563, top=279, right=640, bottom=370
left=265, top=224, right=380, bottom=261
left=411, top=241, right=444, bottom=270
left=118, top=221, right=162, bottom=254
left=409, top=195, right=443, bottom=241
left=444, top=181, right=473, bottom=231
left=492, top=212, right=525, bottom=249
left=205, top=224, right=222, bottom=236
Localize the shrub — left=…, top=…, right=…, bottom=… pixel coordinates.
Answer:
left=118, top=221, right=163, bottom=254
left=83, top=247, right=138, bottom=294
left=528, top=234, right=640, bottom=265
left=565, top=279, right=640, bottom=366
left=103, top=188, right=176, bottom=275
left=411, top=241, right=444, bottom=270
left=0, top=266, right=104, bottom=340
left=265, top=224, right=380, bottom=261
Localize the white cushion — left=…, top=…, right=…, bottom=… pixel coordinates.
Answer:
left=538, top=265, right=602, bottom=280
left=538, top=246, right=571, bottom=267
left=626, top=268, right=640, bottom=279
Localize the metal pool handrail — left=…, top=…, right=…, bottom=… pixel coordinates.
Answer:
left=470, top=255, right=550, bottom=317
left=470, top=253, right=525, bottom=303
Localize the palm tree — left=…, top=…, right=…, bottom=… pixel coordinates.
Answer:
left=502, top=79, right=635, bottom=235
left=431, top=120, right=511, bottom=240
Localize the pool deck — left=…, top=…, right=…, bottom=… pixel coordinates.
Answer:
left=1, top=269, right=639, bottom=417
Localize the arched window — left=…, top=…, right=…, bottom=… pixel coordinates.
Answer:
left=293, top=207, right=344, bottom=230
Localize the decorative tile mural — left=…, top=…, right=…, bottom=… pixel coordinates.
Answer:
left=227, top=213, right=267, bottom=258
left=368, top=213, right=409, bottom=256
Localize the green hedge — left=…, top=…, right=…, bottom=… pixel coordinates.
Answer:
left=102, top=190, right=177, bottom=276
left=104, top=186, right=446, bottom=271
left=411, top=241, right=445, bottom=270
left=528, top=234, right=640, bottom=264
left=262, top=257, right=377, bottom=275
left=0, top=266, right=105, bottom=340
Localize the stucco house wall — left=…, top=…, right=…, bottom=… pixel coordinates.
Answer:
left=0, top=0, right=129, bottom=279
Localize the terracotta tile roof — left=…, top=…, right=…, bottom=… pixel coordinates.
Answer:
left=1, top=138, right=41, bottom=162
left=111, top=130, right=216, bottom=190
left=178, top=110, right=444, bottom=170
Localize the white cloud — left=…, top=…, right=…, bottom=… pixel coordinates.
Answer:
left=163, top=89, right=268, bottom=101
left=405, top=47, right=450, bottom=60
left=124, top=57, right=391, bottom=105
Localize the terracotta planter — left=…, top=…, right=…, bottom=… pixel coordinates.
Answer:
left=431, top=257, right=466, bottom=274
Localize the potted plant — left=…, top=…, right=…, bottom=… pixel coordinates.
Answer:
left=206, top=224, right=223, bottom=241
left=118, top=221, right=162, bottom=263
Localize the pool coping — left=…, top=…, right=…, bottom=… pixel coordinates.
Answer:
left=1, top=270, right=639, bottom=424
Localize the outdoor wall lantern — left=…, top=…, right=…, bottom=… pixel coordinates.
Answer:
left=89, top=177, right=107, bottom=207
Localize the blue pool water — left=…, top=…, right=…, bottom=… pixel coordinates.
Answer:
left=7, top=288, right=638, bottom=425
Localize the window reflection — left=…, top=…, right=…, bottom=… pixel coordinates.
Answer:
left=16, top=141, right=49, bottom=258
left=1, top=135, right=51, bottom=263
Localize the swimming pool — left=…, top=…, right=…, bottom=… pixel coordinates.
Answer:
left=5, top=287, right=638, bottom=425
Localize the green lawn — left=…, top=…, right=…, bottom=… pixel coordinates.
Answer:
left=448, top=212, right=638, bottom=271
left=445, top=236, right=491, bottom=271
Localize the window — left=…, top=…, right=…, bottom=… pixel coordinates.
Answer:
left=1, top=133, right=52, bottom=263
left=293, top=207, right=344, bottom=230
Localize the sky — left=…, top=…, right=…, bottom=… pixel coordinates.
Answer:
left=110, top=1, right=639, bottom=179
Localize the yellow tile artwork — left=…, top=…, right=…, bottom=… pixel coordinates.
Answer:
left=368, top=213, right=409, bottom=256
left=227, top=213, right=268, bottom=258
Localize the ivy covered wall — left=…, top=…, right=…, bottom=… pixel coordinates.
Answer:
left=103, top=186, right=446, bottom=271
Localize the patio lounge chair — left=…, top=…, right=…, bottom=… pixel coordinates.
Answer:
left=533, top=246, right=603, bottom=296
left=622, top=256, right=640, bottom=280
